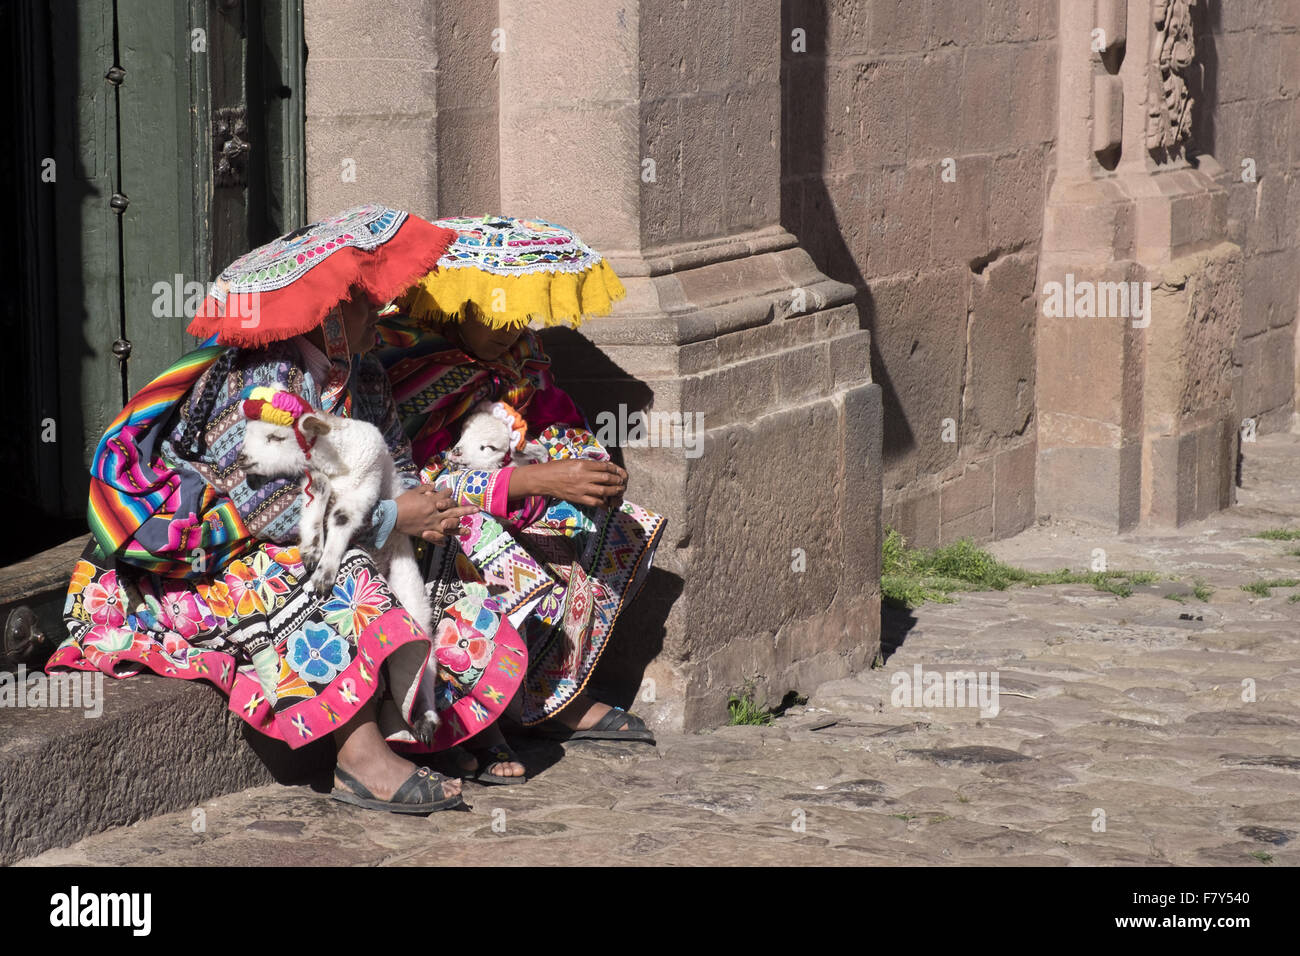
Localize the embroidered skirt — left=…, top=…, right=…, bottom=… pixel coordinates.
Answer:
left=443, top=498, right=665, bottom=723
left=49, top=540, right=525, bottom=751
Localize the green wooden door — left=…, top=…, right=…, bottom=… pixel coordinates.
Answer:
left=3, top=0, right=304, bottom=565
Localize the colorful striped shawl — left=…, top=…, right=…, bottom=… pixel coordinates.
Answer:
left=87, top=340, right=253, bottom=577
left=375, top=315, right=553, bottom=466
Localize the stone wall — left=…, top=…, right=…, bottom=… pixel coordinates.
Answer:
left=304, top=0, right=500, bottom=220
left=1201, top=0, right=1300, bottom=434
left=781, top=0, right=1057, bottom=547
left=296, top=0, right=1292, bottom=727
left=304, top=0, right=439, bottom=218
left=495, top=0, right=881, bottom=730
left=782, top=0, right=1296, bottom=540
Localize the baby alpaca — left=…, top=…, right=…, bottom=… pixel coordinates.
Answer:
left=237, top=406, right=442, bottom=745
left=447, top=400, right=547, bottom=471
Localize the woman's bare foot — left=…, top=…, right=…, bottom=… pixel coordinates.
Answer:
left=460, top=724, right=525, bottom=778
left=334, top=699, right=462, bottom=801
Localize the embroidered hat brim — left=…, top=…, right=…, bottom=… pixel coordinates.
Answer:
left=188, top=204, right=456, bottom=347
left=396, top=215, right=626, bottom=330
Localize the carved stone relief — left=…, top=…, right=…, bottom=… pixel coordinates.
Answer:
left=1146, top=0, right=1196, bottom=152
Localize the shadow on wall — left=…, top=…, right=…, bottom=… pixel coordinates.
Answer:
left=779, top=0, right=916, bottom=464
left=1187, top=0, right=1219, bottom=162
left=537, top=326, right=686, bottom=708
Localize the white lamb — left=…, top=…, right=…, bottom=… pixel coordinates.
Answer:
left=237, top=410, right=441, bottom=745
left=447, top=401, right=548, bottom=471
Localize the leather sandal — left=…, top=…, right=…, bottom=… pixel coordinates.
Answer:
left=330, top=765, right=463, bottom=814
left=533, top=705, right=656, bottom=743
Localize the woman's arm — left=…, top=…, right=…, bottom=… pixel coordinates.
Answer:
left=507, top=460, right=627, bottom=508
left=514, top=346, right=627, bottom=507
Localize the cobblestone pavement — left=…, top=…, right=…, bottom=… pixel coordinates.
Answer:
left=20, top=435, right=1300, bottom=866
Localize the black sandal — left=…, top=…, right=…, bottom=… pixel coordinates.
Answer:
left=464, top=742, right=529, bottom=786
left=330, top=765, right=464, bottom=814
left=534, top=705, right=656, bottom=743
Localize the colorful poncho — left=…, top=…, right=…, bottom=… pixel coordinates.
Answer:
left=377, top=313, right=666, bottom=723
left=377, top=312, right=592, bottom=471
left=86, top=340, right=249, bottom=577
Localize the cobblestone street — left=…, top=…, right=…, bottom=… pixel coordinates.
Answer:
left=21, top=435, right=1300, bottom=867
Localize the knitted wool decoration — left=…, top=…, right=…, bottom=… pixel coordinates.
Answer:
left=240, top=386, right=317, bottom=455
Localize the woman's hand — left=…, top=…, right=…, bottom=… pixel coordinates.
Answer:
left=513, top=460, right=627, bottom=508
left=394, top=486, right=479, bottom=543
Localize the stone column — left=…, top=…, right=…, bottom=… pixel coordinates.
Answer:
left=1037, top=0, right=1242, bottom=530
left=304, top=0, right=440, bottom=218
left=497, top=0, right=882, bottom=730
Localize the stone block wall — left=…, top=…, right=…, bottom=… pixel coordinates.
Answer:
left=1200, top=0, right=1300, bottom=433
left=1034, top=0, right=1246, bottom=532
left=780, top=0, right=1058, bottom=547
left=433, top=1, right=501, bottom=215
left=305, top=0, right=501, bottom=220
left=304, top=0, right=440, bottom=218
left=293, top=0, right=1292, bottom=726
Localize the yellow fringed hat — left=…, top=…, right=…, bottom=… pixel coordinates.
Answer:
left=396, top=215, right=626, bottom=330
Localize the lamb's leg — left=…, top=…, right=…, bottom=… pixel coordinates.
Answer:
left=307, top=465, right=382, bottom=594
left=382, top=537, right=432, bottom=632
left=296, top=471, right=330, bottom=572
left=377, top=456, right=445, bottom=742
left=379, top=534, right=441, bottom=744
left=308, top=504, right=365, bottom=595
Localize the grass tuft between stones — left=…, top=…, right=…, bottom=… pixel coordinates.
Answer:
left=726, top=688, right=806, bottom=726
left=727, top=694, right=773, bottom=726
left=1240, top=578, right=1300, bottom=598
left=881, top=529, right=1160, bottom=610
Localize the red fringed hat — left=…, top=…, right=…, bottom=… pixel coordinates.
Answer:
left=188, top=204, right=456, bottom=347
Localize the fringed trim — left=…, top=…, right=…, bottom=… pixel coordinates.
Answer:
left=187, top=221, right=457, bottom=348
left=397, top=258, right=626, bottom=330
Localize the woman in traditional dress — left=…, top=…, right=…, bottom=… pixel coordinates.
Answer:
left=49, top=205, right=527, bottom=813
left=378, top=216, right=667, bottom=783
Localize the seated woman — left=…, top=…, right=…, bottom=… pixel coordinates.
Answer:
left=50, top=206, right=523, bottom=813
left=378, top=216, right=667, bottom=783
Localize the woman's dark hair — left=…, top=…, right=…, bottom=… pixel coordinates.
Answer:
left=174, top=347, right=242, bottom=455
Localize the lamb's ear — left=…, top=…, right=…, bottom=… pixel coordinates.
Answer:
left=299, top=413, right=332, bottom=437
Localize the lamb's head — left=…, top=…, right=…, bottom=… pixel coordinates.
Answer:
left=238, top=418, right=306, bottom=478
left=448, top=411, right=515, bottom=471
left=236, top=387, right=333, bottom=478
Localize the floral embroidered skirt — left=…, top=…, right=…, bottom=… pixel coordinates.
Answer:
left=441, top=498, right=666, bottom=724
left=49, top=539, right=525, bottom=751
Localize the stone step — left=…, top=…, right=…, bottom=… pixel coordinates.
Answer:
left=0, top=670, right=333, bottom=865
left=0, top=535, right=333, bottom=863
